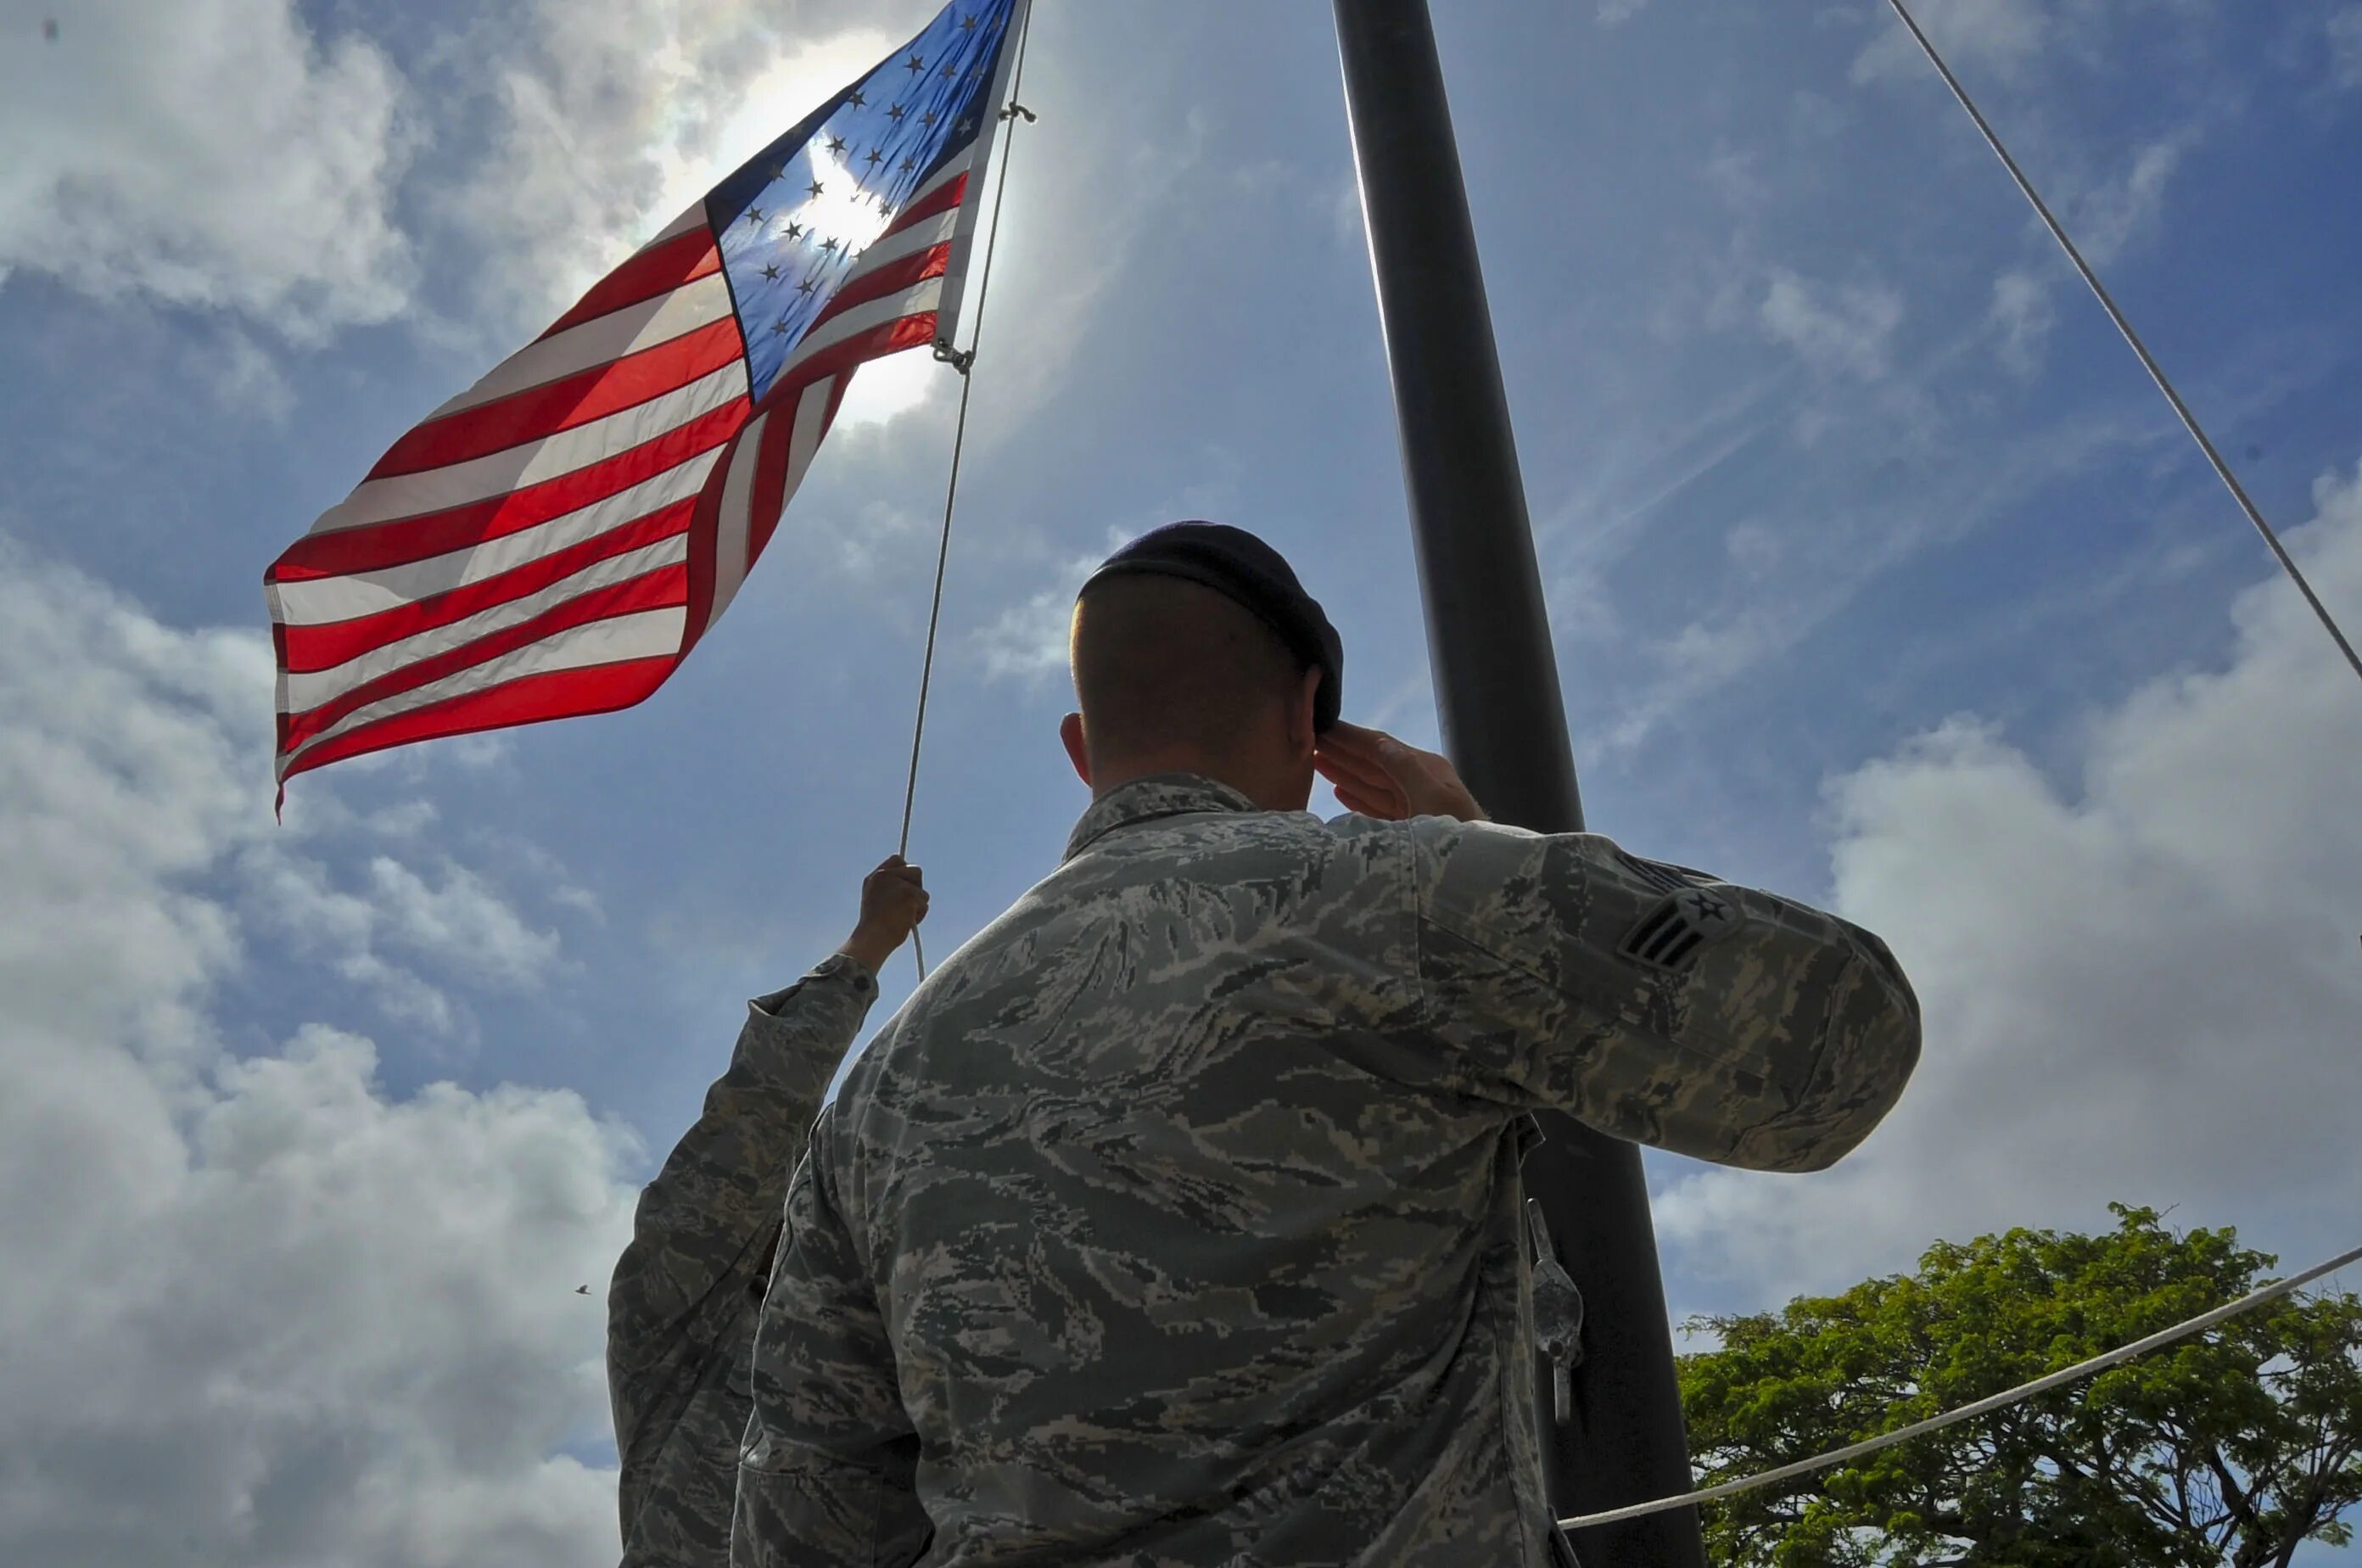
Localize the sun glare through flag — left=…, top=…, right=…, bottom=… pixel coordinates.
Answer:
left=262, top=0, right=1025, bottom=798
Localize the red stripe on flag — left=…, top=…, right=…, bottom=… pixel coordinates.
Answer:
left=680, top=311, right=934, bottom=657
left=367, top=318, right=747, bottom=481
left=278, top=656, right=677, bottom=788
left=679, top=425, right=736, bottom=659
left=278, top=497, right=698, bottom=674
left=269, top=399, right=747, bottom=582
left=809, top=244, right=950, bottom=335
left=747, top=373, right=850, bottom=568
left=740, top=395, right=798, bottom=578
left=538, top=229, right=719, bottom=339
left=755, top=313, right=938, bottom=420
left=882, top=172, right=968, bottom=238
left=280, top=563, right=688, bottom=756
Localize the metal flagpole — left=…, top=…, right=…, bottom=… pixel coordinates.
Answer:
left=1330, top=5, right=1706, bottom=1565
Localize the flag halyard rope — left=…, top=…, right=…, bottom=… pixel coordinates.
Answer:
left=1882, top=0, right=2362, bottom=692
left=898, top=2, right=1036, bottom=982
left=1554, top=8, right=2362, bottom=1540
left=1558, top=1235, right=2362, bottom=1532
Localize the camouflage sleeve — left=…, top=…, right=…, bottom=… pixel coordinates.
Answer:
left=732, top=1109, right=929, bottom=1568
left=607, top=955, right=877, bottom=1458
left=1408, top=818, right=1921, bottom=1172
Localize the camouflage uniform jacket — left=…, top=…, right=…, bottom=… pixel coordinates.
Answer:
left=610, top=954, right=880, bottom=1567
left=734, top=775, right=1920, bottom=1567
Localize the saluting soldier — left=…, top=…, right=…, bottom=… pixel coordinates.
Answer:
left=607, top=855, right=928, bottom=1567
left=732, top=522, right=1922, bottom=1566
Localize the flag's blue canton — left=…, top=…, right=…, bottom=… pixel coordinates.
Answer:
left=707, top=0, right=1014, bottom=404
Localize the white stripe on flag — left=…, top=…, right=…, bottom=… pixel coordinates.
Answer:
left=310, top=360, right=750, bottom=536
left=907, top=148, right=973, bottom=210
left=283, top=607, right=689, bottom=770
left=706, top=409, right=771, bottom=627
left=641, top=204, right=710, bottom=251
left=271, top=448, right=724, bottom=627
left=855, top=207, right=959, bottom=277
left=432, top=274, right=736, bottom=421
left=773, top=279, right=943, bottom=386
left=716, top=377, right=831, bottom=632
left=281, top=535, right=691, bottom=713
left=934, top=0, right=1027, bottom=350
left=786, top=373, right=831, bottom=481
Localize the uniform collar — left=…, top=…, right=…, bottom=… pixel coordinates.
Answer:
left=1061, top=772, right=1262, bottom=862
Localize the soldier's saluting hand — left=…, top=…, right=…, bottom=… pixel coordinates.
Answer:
left=1313, top=719, right=1486, bottom=823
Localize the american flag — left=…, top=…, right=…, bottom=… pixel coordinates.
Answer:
left=265, top=0, right=1025, bottom=796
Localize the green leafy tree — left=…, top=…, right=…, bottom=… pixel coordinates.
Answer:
left=1678, top=1206, right=2362, bottom=1567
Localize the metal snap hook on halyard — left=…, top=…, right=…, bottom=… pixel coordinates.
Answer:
left=1526, top=1198, right=1586, bottom=1425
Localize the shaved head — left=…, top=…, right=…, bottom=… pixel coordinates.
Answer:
left=1063, top=574, right=1322, bottom=808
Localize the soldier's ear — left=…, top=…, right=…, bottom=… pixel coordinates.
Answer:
left=1059, top=711, right=1093, bottom=787
left=1288, top=666, right=1323, bottom=759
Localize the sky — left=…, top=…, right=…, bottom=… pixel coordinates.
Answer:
left=3, top=0, right=2360, bottom=1561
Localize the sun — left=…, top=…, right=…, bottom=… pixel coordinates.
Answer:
left=790, top=146, right=897, bottom=256
left=790, top=143, right=946, bottom=428
left=630, top=31, right=949, bottom=428
left=638, top=29, right=897, bottom=249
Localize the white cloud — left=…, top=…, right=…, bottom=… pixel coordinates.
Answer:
left=0, top=540, right=636, bottom=1564
left=1597, top=0, right=1654, bottom=24
left=449, top=2, right=921, bottom=334
left=2331, top=5, right=2362, bottom=89
left=192, top=324, right=299, bottom=422
left=963, top=104, right=1214, bottom=445
left=0, top=0, right=415, bottom=337
left=0, top=546, right=269, bottom=1061
left=362, top=857, right=563, bottom=990
left=243, top=849, right=562, bottom=1033
left=1989, top=266, right=2057, bottom=375
left=807, top=496, right=931, bottom=580
left=1851, top=0, right=2048, bottom=85
left=249, top=853, right=465, bottom=1035
left=836, top=347, right=956, bottom=428
left=1845, top=0, right=2202, bottom=276
left=0, top=552, right=579, bottom=1038
left=5, top=1020, right=634, bottom=1568
left=971, top=550, right=1099, bottom=684
left=1655, top=453, right=2362, bottom=1307
left=2066, top=132, right=2193, bottom=266
left=1600, top=591, right=1827, bottom=757
left=1702, top=143, right=1772, bottom=211
left=1759, top=267, right=1904, bottom=379
left=1588, top=395, right=2167, bottom=758
left=1333, top=174, right=1368, bottom=252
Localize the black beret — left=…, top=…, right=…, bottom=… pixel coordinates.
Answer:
left=1080, top=521, right=1343, bottom=731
